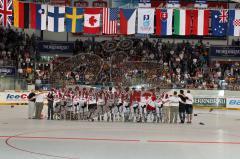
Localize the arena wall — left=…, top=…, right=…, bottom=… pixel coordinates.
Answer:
left=0, top=90, right=240, bottom=109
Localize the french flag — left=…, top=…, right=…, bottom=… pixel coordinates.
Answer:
left=228, top=10, right=240, bottom=36
left=30, top=3, right=47, bottom=30
left=156, top=9, right=173, bottom=36
left=120, top=9, right=136, bottom=35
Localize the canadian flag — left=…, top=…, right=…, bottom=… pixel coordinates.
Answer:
left=84, top=8, right=101, bottom=34
left=192, top=9, right=210, bottom=36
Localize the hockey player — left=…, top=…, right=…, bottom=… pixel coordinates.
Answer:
left=97, top=87, right=106, bottom=121
left=122, top=87, right=131, bottom=122
left=139, top=87, right=152, bottom=122
left=79, top=87, right=88, bottom=120
left=106, top=87, right=115, bottom=122
left=155, top=87, right=163, bottom=123
left=146, top=89, right=157, bottom=123
left=130, top=88, right=140, bottom=122
left=87, top=88, right=97, bottom=121
left=115, top=87, right=123, bottom=121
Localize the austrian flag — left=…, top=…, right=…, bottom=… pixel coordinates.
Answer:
left=192, top=9, right=210, bottom=36
left=84, top=8, right=101, bottom=34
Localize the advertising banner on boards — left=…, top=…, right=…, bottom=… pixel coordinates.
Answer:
left=0, top=92, right=29, bottom=104
left=193, top=98, right=226, bottom=107
left=226, top=98, right=240, bottom=108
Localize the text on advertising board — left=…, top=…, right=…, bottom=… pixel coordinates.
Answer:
left=6, top=94, right=28, bottom=101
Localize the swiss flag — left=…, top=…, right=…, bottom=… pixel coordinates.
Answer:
left=84, top=8, right=101, bottom=34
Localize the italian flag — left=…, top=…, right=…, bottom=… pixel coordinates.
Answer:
left=192, top=10, right=210, bottom=36
left=174, top=9, right=192, bottom=35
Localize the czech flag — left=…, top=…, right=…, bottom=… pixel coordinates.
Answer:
left=120, top=9, right=136, bottom=35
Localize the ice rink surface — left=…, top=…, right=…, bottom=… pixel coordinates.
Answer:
left=0, top=105, right=240, bottom=159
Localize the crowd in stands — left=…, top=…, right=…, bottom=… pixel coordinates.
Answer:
left=58, top=38, right=240, bottom=90
left=0, top=27, right=52, bottom=84
left=0, top=27, right=240, bottom=90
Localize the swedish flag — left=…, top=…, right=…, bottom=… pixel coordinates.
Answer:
left=66, top=7, right=84, bottom=33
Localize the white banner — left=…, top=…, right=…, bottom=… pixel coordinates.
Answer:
left=137, top=8, right=155, bottom=34
left=226, top=98, right=240, bottom=108
left=0, top=92, right=29, bottom=104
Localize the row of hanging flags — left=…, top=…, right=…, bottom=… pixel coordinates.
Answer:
left=1, top=0, right=240, bottom=36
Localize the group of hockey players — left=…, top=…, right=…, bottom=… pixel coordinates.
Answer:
left=43, top=86, right=193, bottom=123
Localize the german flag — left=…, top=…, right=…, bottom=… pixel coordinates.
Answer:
left=13, top=0, right=19, bottom=28
left=13, top=0, right=29, bottom=28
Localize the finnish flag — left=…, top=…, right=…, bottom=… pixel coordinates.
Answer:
left=47, top=5, right=65, bottom=32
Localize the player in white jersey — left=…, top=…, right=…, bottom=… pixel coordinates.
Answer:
left=72, top=88, right=82, bottom=120
left=139, top=87, right=149, bottom=122
left=106, top=87, right=115, bottom=122
left=115, top=87, right=123, bottom=121
left=122, top=87, right=131, bottom=122
left=87, top=88, right=97, bottom=121
left=79, top=87, right=88, bottom=120
left=96, top=87, right=106, bottom=121
left=155, top=87, right=163, bottom=123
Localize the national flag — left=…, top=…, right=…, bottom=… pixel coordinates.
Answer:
left=137, top=8, right=155, bottom=34
left=192, top=9, right=210, bottom=35
left=174, top=9, right=192, bottom=35
left=120, top=8, right=136, bottom=35
left=84, top=8, right=101, bottom=34
left=156, top=9, right=173, bottom=36
left=103, top=8, right=119, bottom=34
left=0, top=0, right=13, bottom=27
left=13, top=1, right=29, bottom=28
left=30, top=3, right=47, bottom=30
left=47, top=5, right=65, bottom=32
left=13, top=0, right=18, bottom=27
left=228, top=10, right=240, bottom=36
left=65, top=7, right=84, bottom=33
left=211, top=10, right=228, bottom=36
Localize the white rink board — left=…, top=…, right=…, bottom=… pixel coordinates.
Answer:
left=0, top=92, right=29, bottom=103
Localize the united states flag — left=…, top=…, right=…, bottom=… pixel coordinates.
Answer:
left=0, top=0, right=12, bottom=27
left=103, top=8, right=119, bottom=34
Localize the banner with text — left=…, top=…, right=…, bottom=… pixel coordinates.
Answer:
left=193, top=98, right=226, bottom=107
left=210, top=46, right=240, bottom=57
left=0, top=67, right=16, bottom=76
left=38, top=41, right=74, bottom=55
left=0, top=92, right=29, bottom=104
left=226, top=98, right=240, bottom=108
